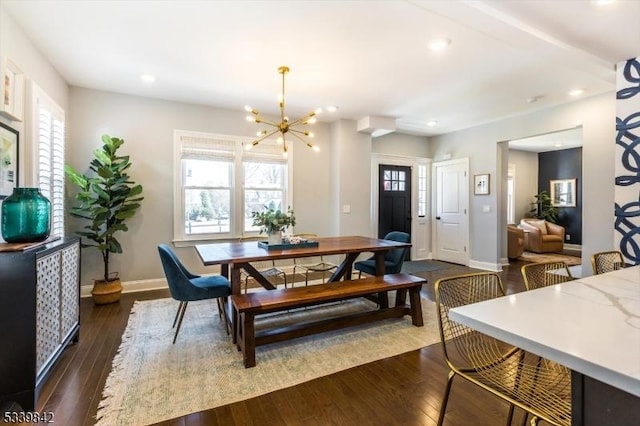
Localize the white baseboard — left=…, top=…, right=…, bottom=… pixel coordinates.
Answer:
left=468, top=259, right=503, bottom=272
left=81, top=278, right=168, bottom=298
left=564, top=243, right=582, bottom=250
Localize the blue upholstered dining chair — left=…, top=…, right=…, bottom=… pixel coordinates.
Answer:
left=157, top=244, right=231, bottom=344
left=354, top=231, right=411, bottom=277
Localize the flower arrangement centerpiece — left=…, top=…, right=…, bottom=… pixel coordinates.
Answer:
left=251, top=206, right=295, bottom=244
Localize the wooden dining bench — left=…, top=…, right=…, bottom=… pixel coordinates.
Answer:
left=230, top=273, right=425, bottom=367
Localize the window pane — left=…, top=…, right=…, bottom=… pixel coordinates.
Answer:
left=418, top=164, right=427, bottom=217
left=175, top=131, right=292, bottom=241
left=244, top=161, right=284, bottom=188
left=244, top=190, right=284, bottom=232
left=399, top=182, right=405, bottom=191
left=184, top=159, right=230, bottom=187
left=399, top=171, right=406, bottom=181
left=184, top=189, right=230, bottom=234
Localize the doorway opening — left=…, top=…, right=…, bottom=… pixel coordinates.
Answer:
left=505, top=128, right=583, bottom=271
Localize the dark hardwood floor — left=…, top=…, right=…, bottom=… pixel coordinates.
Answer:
left=31, top=259, right=546, bottom=426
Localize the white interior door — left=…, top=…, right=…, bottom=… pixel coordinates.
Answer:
left=433, top=158, right=469, bottom=265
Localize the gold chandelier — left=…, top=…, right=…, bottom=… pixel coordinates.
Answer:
left=244, top=66, right=320, bottom=155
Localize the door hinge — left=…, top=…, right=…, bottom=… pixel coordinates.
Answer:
left=464, top=246, right=467, bottom=252
left=464, top=208, right=467, bottom=214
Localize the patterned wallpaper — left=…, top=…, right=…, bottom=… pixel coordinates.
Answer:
left=615, top=57, right=640, bottom=265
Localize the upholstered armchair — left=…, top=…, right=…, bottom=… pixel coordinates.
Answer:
left=519, top=219, right=565, bottom=253
left=507, top=225, right=525, bottom=259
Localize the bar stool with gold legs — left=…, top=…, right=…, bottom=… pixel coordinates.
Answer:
left=521, top=261, right=574, bottom=291
left=518, top=262, right=574, bottom=425
left=591, top=250, right=625, bottom=275
left=435, top=272, right=571, bottom=426
left=239, top=236, right=287, bottom=293
left=291, top=233, right=337, bottom=286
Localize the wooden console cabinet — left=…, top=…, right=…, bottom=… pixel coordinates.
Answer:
left=0, top=237, right=80, bottom=411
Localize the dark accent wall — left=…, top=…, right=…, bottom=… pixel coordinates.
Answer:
left=538, top=147, right=582, bottom=245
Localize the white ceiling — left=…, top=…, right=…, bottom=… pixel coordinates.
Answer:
left=509, top=127, right=583, bottom=153
left=3, top=0, right=639, bottom=136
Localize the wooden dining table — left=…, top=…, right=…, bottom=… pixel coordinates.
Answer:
left=195, top=235, right=411, bottom=295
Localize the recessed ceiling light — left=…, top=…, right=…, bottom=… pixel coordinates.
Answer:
left=555, top=143, right=563, bottom=148
left=326, top=105, right=338, bottom=113
left=428, top=38, right=451, bottom=51
left=140, top=74, right=156, bottom=83
left=427, top=120, right=438, bottom=127
left=592, top=0, right=613, bottom=5
left=569, top=89, right=584, bottom=97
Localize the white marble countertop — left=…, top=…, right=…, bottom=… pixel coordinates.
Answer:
left=449, top=266, right=640, bottom=397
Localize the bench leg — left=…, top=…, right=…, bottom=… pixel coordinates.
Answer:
left=232, top=304, right=240, bottom=347
left=378, top=291, right=389, bottom=309
left=241, top=312, right=256, bottom=368
left=394, top=289, right=408, bottom=307
left=409, top=286, right=424, bottom=326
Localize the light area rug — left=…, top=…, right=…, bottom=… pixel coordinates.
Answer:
left=95, top=295, right=440, bottom=425
left=519, top=251, right=582, bottom=266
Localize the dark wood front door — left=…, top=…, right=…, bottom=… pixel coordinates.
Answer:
left=378, top=164, right=411, bottom=239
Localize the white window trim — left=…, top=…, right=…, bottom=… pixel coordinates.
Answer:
left=173, top=129, right=294, bottom=246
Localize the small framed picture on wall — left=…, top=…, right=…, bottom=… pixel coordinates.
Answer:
left=0, top=121, right=19, bottom=199
left=474, top=173, right=490, bottom=195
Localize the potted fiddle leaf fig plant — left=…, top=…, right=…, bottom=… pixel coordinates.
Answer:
left=529, top=189, right=558, bottom=223
left=251, top=206, right=295, bottom=244
left=65, top=134, right=144, bottom=304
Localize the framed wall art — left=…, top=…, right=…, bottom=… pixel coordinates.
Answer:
left=0, top=121, right=19, bottom=199
left=474, top=173, right=490, bottom=195
left=0, top=58, right=25, bottom=122
left=550, top=178, right=576, bottom=207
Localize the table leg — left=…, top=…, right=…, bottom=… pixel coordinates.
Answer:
left=242, top=263, right=277, bottom=290
left=328, top=253, right=359, bottom=282
left=221, top=263, right=229, bottom=279
left=374, top=251, right=386, bottom=276
left=231, top=265, right=242, bottom=295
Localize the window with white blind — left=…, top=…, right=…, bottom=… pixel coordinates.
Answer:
left=174, top=130, right=292, bottom=242
left=33, top=84, right=65, bottom=238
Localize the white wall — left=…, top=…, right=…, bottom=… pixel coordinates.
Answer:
left=68, top=87, right=333, bottom=285
left=372, top=132, right=429, bottom=157
left=508, top=149, right=539, bottom=224
left=68, top=95, right=436, bottom=286
left=0, top=4, right=68, bottom=185
left=431, top=92, right=615, bottom=273
left=330, top=119, right=372, bottom=237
